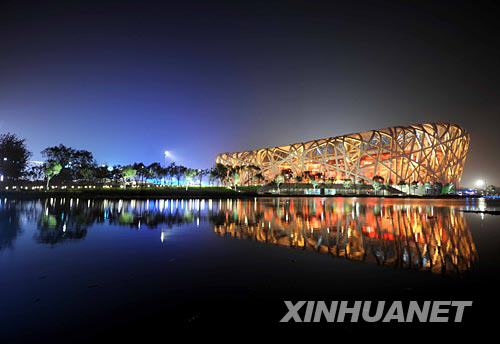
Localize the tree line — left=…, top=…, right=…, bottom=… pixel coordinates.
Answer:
left=0, top=132, right=232, bottom=188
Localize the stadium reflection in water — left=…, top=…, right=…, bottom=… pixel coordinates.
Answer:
left=211, top=198, right=478, bottom=275
left=0, top=197, right=478, bottom=275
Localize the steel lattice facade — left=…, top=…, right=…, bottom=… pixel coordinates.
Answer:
left=216, top=122, right=470, bottom=185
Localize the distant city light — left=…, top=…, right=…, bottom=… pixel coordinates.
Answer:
left=475, top=179, right=485, bottom=188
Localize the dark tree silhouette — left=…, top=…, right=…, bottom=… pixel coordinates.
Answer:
left=0, top=133, right=31, bottom=181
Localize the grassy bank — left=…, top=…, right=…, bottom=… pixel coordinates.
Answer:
left=0, top=186, right=262, bottom=199
left=0, top=186, right=480, bottom=200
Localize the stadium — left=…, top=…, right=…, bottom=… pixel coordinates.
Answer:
left=216, top=123, right=470, bottom=190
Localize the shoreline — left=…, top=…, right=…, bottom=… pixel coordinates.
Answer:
left=0, top=189, right=486, bottom=200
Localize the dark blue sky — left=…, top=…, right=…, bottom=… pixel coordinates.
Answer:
left=1, top=0, right=499, bottom=186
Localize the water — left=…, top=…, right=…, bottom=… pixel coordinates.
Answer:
left=0, top=197, right=499, bottom=339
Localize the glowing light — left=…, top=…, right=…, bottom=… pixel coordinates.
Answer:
left=475, top=179, right=485, bottom=188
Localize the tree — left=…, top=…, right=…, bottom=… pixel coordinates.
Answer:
left=79, top=165, right=97, bottom=183
left=93, top=165, right=113, bottom=184
left=210, top=163, right=228, bottom=186
left=147, top=162, right=164, bottom=183
left=228, top=166, right=240, bottom=189
left=121, top=166, right=137, bottom=187
left=184, top=168, right=198, bottom=189
left=42, top=144, right=96, bottom=182
left=109, top=165, right=124, bottom=184
left=372, top=180, right=384, bottom=193
left=0, top=133, right=31, bottom=181
left=71, top=149, right=96, bottom=180
left=42, top=144, right=74, bottom=167
left=132, top=162, right=150, bottom=185
left=164, top=162, right=176, bottom=185
left=441, top=182, right=455, bottom=195
left=173, top=165, right=188, bottom=186
left=45, top=162, right=62, bottom=189
left=196, top=169, right=209, bottom=187
left=433, top=182, right=443, bottom=195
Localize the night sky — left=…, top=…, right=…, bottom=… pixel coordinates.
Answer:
left=1, top=0, right=499, bottom=186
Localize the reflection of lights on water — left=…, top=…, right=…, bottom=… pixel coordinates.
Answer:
left=196, top=217, right=199, bottom=228
left=160, top=232, right=165, bottom=243
left=62, top=223, right=66, bottom=232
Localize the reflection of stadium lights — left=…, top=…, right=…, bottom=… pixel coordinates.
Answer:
left=475, top=179, right=485, bottom=188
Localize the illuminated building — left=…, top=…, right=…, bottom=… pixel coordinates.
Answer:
left=216, top=122, right=469, bottom=187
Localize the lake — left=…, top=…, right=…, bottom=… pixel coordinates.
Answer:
left=1, top=197, right=499, bottom=340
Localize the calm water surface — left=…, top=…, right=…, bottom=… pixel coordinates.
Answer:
left=1, top=197, right=499, bottom=339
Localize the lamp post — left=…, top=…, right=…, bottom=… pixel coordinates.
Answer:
left=164, top=150, right=172, bottom=166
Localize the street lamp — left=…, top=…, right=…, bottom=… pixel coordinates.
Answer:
left=164, top=150, right=173, bottom=166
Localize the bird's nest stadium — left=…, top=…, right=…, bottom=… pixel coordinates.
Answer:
left=216, top=123, right=469, bottom=188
